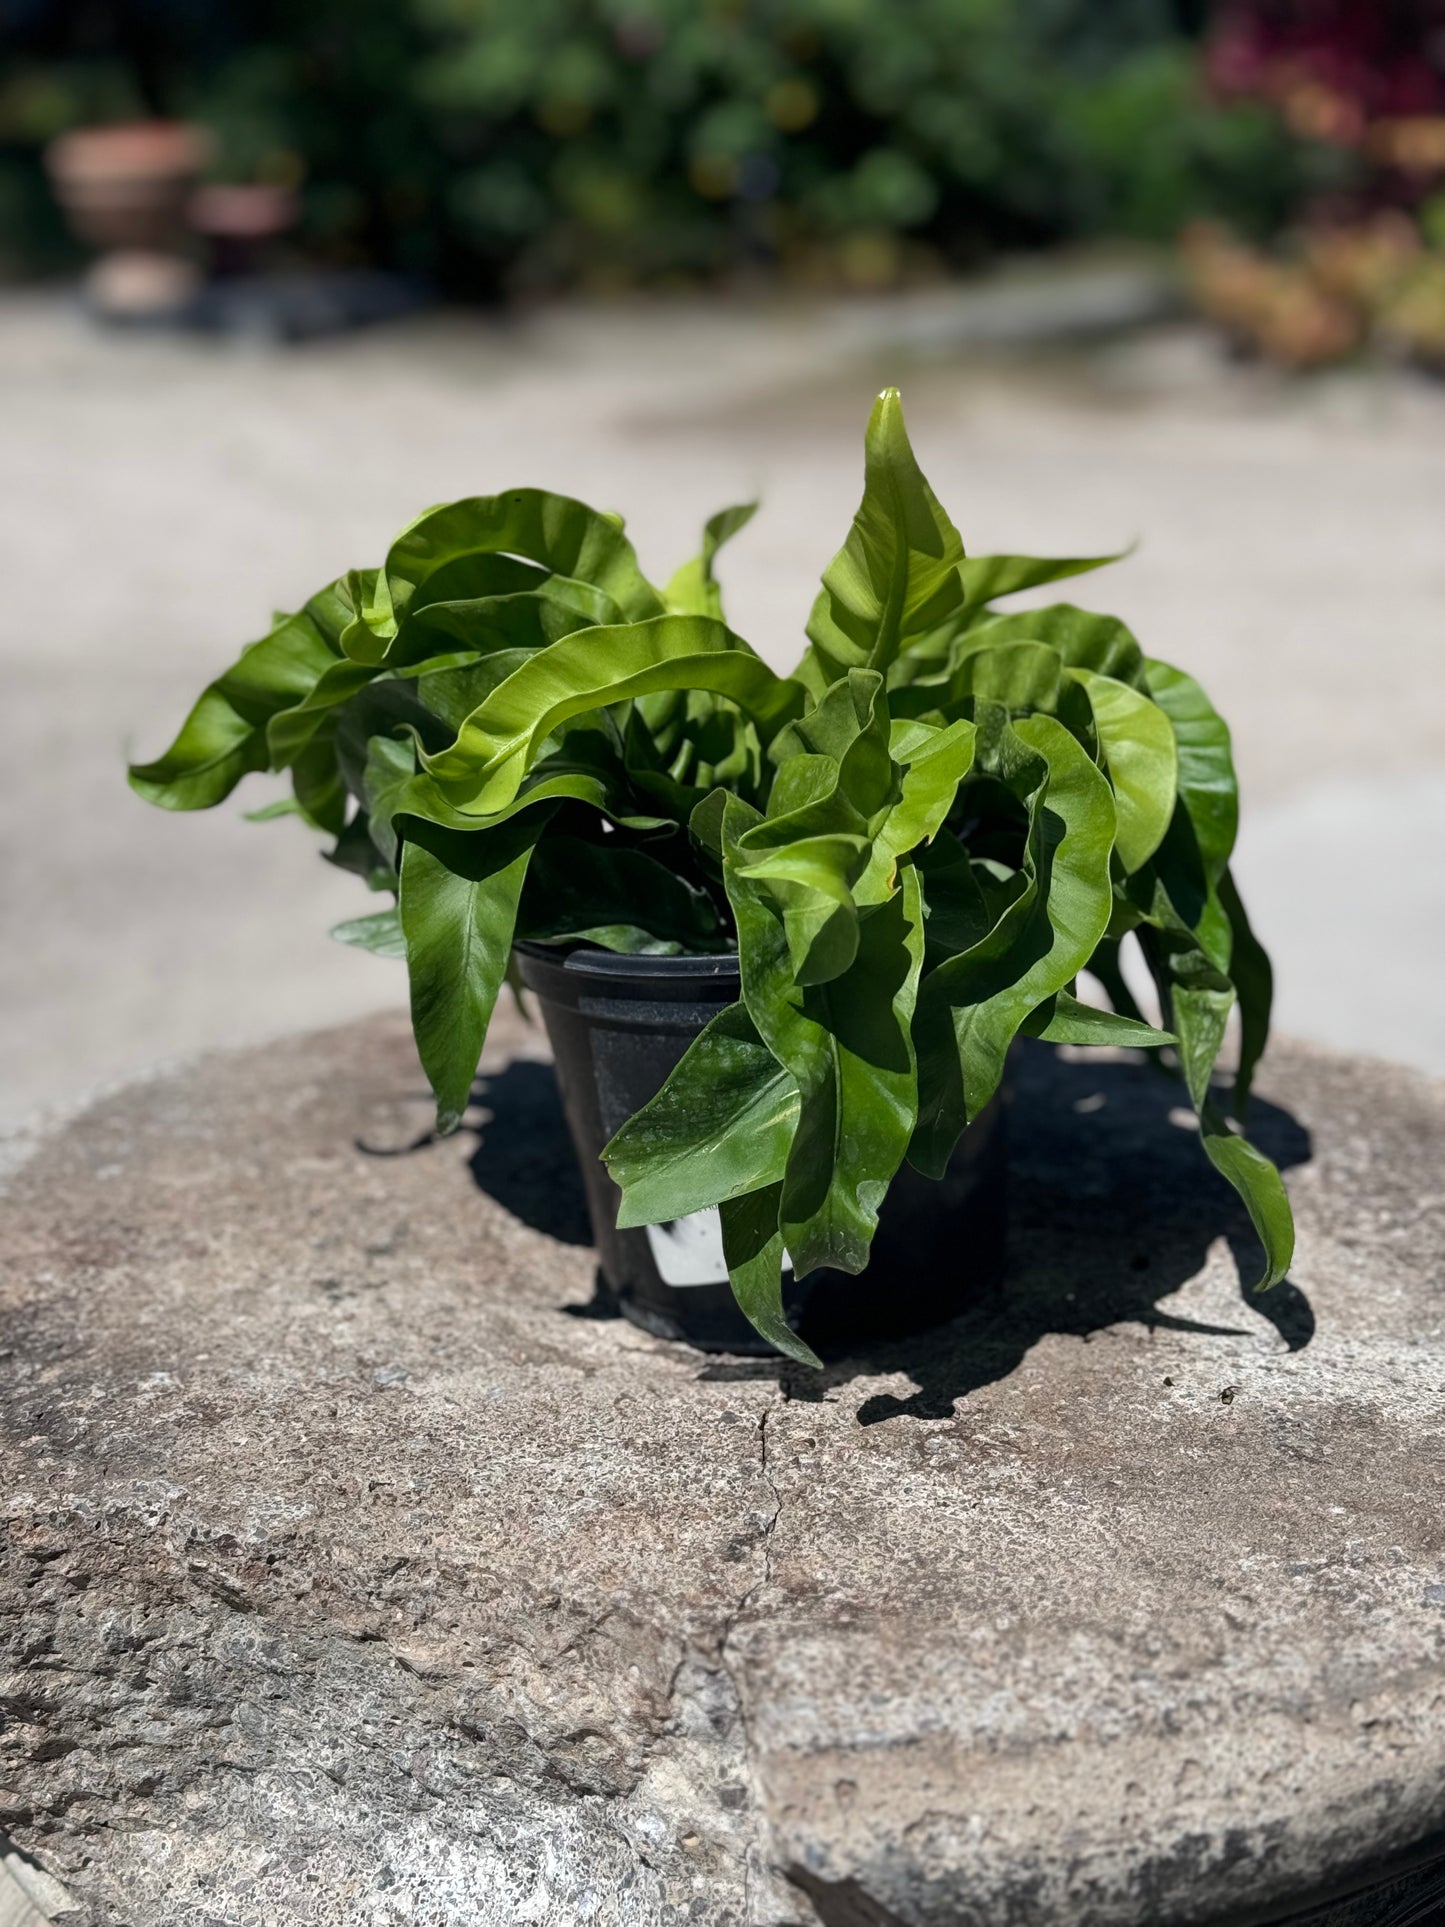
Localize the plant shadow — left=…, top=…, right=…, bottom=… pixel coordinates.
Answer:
left=848, top=1045, right=1308, bottom=1421
left=356, top=1058, right=594, bottom=1248
left=372, top=1044, right=1314, bottom=1426
left=465, top=1059, right=594, bottom=1248
left=699, top=1042, right=1314, bottom=1423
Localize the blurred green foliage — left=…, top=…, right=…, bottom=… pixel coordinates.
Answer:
left=1, top=0, right=1344, bottom=293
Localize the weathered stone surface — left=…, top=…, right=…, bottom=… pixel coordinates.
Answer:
left=2, top=1010, right=1444, bottom=1926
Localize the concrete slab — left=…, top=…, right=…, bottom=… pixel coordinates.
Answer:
left=2, top=1011, right=1444, bottom=1924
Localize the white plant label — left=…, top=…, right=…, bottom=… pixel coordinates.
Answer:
left=646, top=1209, right=728, bottom=1287
left=644, top=1210, right=796, bottom=1289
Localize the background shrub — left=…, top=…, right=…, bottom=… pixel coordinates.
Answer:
left=1, top=0, right=1346, bottom=294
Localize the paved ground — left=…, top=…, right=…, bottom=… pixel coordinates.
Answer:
left=6, top=1011, right=1445, bottom=1926
left=2, top=286, right=1442, bottom=1128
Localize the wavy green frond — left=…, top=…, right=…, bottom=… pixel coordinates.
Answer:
left=800, top=388, right=965, bottom=696
left=605, top=1002, right=798, bottom=1228
left=129, top=589, right=346, bottom=810
left=665, top=502, right=757, bottom=621
left=422, top=615, right=804, bottom=814
left=911, top=712, right=1117, bottom=1176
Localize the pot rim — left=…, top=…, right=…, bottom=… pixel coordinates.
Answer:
left=514, top=938, right=740, bottom=984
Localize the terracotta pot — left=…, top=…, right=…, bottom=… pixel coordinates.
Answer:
left=45, top=120, right=212, bottom=254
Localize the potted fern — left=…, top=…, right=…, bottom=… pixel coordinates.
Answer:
left=129, top=390, right=1293, bottom=1368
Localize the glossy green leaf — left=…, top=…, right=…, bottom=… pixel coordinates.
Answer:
left=914, top=830, right=993, bottom=962
left=689, top=786, right=730, bottom=862
left=345, top=488, right=663, bottom=664
left=1126, top=800, right=1233, bottom=975
left=1144, top=935, right=1294, bottom=1290
left=665, top=502, right=757, bottom=620
left=289, top=729, right=348, bottom=834
left=855, top=718, right=977, bottom=903
left=959, top=548, right=1127, bottom=611
left=891, top=639, right=1060, bottom=725
left=323, top=810, right=394, bottom=893
left=520, top=834, right=723, bottom=954
left=362, top=733, right=418, bottom=868
left=398, top=808, right=554, bottom=1134
left=952, top=602, right=1146, bottom=686
left=1066, top=666, right=1178, bottom=873
left=1083, top=934, right=1147, bottom=1026
left=266, top=656, right=380, bottom=770
left=532, top=926, right=670, bottom=955
left=1022, top=990, right=1174, bottom=1047
left=422, top=615, right=804, bottom=815
left=911, top=712, right=1117, bottom=1176
left=331, top=908, right=406, bottom=958
left=385, top=550, right=544, bottom=611
left=268, top=583, right=606, bottom=768
left=129, top=595, right=343, bottom=810
left=244, top=796, right=305, bottom=823
left=1143, top=657, right=1238, bottom=882
left=605, top=1001, right=798, bottom=1227
left=395, top=719, right=674, bottom=854
left=800, top=388, right=966, bottom=696
left=1218, top=866, right=1272, bottom=1119
left=397, top=577, right=611, bottom=657
left=735, top=670, right=895, bottom=984
left=331, top=676, right=444, bottom=804
left=728, top=791, right=926, bottom=1276
left=624, top=685, right=765, bottom=817
left=413, top=649, right=539, bottom=733
left=719, top=1184, right=821, bottom=1370
left=1202, top=1119, right=1294, bottom=1290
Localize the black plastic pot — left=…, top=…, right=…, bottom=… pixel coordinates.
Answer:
left=514, top=942, right=1007, bottom=1357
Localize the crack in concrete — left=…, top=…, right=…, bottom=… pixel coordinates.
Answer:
left=710, top=1398, right=786, bottom=1924
left=638, top=1397, right=792, bottom=1920
left=757, top=1405, right=783, bottom=1595
left=722, top=1402, right=783, bottom=1639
